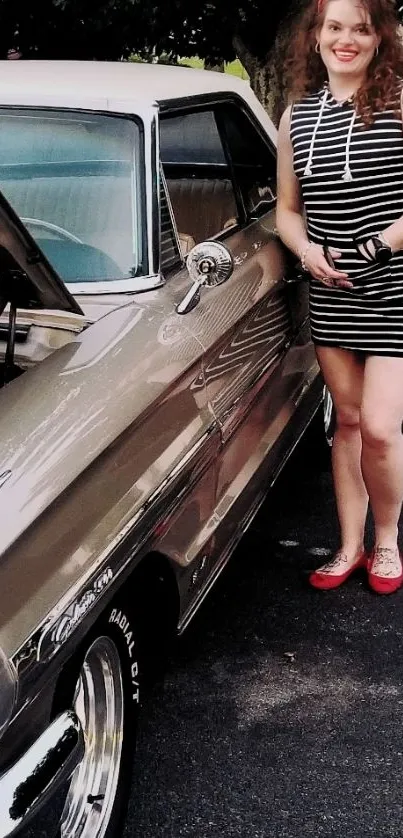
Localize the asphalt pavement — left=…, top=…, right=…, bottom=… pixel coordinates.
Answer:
left=126, top=417, right=403, bottom=838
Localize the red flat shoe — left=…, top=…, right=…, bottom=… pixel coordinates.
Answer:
left=368, top=548, right=403, bottom=595
left=309, top=550, right=368, bottom=590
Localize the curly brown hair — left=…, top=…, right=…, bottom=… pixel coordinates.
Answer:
left=284, top=0, right=403, bottom=123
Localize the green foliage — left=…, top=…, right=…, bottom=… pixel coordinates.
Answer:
left=129, top=0, right=299, bottom=65
left=0, top=0, right=299, bottom=61
left=225, top=59, right=249, bottom=79
left=0, top=0, right=140, bottom=59
left=1, top=0, right=401, bottom=62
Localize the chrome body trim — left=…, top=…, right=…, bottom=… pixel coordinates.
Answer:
left=0, top=710, right=84, bottom=838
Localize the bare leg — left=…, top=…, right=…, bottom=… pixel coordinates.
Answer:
left=360, top=356, right=403, bottom=576
left=315, top=346, right=368, bottom=571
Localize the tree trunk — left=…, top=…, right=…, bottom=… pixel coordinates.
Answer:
left=232, top=30, right=289, bottom=126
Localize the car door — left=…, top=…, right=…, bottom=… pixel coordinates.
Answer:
left=158, top=97, right=319, bottom=620
left=160, top=99, right=304, bottom=416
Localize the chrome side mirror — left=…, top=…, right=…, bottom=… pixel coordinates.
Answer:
left=176, top=241, right=234, bottom=315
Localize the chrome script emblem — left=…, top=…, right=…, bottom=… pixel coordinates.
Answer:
left=37, top=567, right=113, bottom=661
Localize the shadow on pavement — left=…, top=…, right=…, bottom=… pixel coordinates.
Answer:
left=127, top=416, right=403, bottom=838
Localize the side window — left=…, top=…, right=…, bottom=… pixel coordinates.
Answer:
left=160, top=110, right=238, bottom=245
left=217, top=103, right=277, bottom=218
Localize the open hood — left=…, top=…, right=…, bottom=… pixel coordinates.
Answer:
left=0, top=191, right=83, bottom=316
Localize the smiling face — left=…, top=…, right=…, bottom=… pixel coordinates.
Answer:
left=317, top=0, right=380, bottom=83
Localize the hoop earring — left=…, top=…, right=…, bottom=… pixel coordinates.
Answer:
left=375, top=45, right=379, bottom=57
left=315, top=42, right=320, bottom=53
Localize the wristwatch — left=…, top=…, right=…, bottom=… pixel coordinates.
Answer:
left=372, top=232, right=393, bottom=265
left=353, top=231, right=393, bottom=265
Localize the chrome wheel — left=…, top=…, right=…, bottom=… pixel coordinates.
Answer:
left=60, top=636, right=124, bottom=838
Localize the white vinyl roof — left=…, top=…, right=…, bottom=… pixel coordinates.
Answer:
left=0, top=60, right=277, bottom=143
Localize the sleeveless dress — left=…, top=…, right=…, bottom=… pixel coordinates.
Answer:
left=290, top=86, right=403, bottom=356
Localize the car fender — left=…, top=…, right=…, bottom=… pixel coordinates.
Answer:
left=0, top=299, right=220, bottom=661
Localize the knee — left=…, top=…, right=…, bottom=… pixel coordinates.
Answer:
left=360, top=412, right=400, bottom=450
left=334, top=404, right=360, bottom=433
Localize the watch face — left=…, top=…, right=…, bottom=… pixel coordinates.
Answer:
left=374, top=239, right=391, bottom=265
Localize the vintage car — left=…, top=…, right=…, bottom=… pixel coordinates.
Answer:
left=0, top=61, right=321, bottom=838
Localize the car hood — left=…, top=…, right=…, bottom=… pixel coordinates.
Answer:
left=0, top=190, right=83, bottom=316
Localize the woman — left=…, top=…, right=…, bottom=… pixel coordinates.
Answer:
left=276, top=0, right=403, bottom=593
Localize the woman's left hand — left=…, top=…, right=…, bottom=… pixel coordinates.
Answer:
left=304, top=244, right=353, bottom=288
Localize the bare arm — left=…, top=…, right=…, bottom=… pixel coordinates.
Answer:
left=276, top=106, right=309, bottom=258
left=276, top=107, right=351, bottom=287
left=380, top=87, right=403, bottom=251
left=382, top=221, right=403, bottom=252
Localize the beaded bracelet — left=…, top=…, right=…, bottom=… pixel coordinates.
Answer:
left=300, top=242, right=314, bottom=272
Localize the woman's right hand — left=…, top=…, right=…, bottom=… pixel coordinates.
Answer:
left=303, top=244, right=353, bottom=289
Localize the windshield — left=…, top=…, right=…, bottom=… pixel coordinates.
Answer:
left=0, top=109, right=145, bottom=284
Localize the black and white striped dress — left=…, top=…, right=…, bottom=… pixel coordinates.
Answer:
left=290, top=86, right=403, bottom=355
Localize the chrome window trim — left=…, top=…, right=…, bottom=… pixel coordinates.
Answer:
left=130, top=125, right=140, bottom=278
left=149, top=107, right=161, bottom=277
